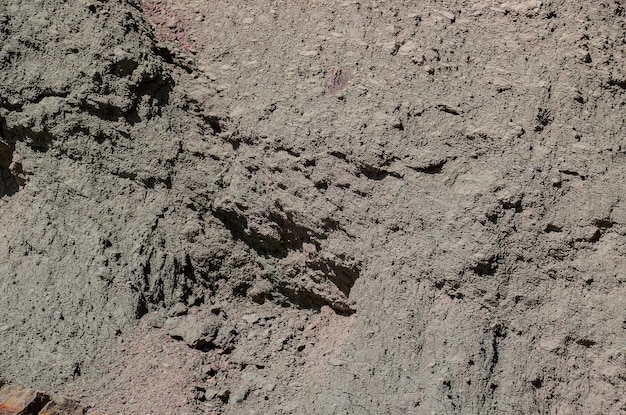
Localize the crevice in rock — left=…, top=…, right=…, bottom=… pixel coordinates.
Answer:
left=329, top=150, right=347, bottom=160
left=0, top=117, right=19, bottom=197
left=593, top=218, right=615, bottom=230
left=534, top=107, right=553, bottom=132
left=212, top=205, right=321, bottom=259
left=0, top=155, right=18, bottom=197
left=276, top=285, right=337, bottom=311
left=154, top=43, right=195, bottom=74
left=471, top=256, right=499, bottom=276
left=575, top=338, right=596, bottom=348
left=275, top=282, right=356, bottom=316
left=130, top=74, right=173, bottom=116
left=480, top=323, right=506, bottom=404
left=560, top=169, right=585, bottom=180
left=203, top=114, right=222, bottom=134
left=544, top=223, right=563, bottom=233
left=607, top=78, right=626, bottom=89
left=357, top=163, right=402, bottom=180
left=436, top=104, right=461, bottom=115
left=408, top=158, right=447, bottom=174
left=308, top=260, right=360, bottom=298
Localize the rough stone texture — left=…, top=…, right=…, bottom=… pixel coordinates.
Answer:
left=1, top=0, right=626, bottom=414
left=39, top=397, right=87, bottom=415
left=0, top=0, right=200, bottom=391
left=0, top=384, right=86, bottom=415
left=0, top=385, right=50, bottom=415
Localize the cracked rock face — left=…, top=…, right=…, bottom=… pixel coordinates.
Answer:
left=0, top=383, right=89, bottom=415
left=1, top=0, right=626, bottom=414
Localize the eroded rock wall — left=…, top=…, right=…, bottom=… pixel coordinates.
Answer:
left=0, top=1, right=625, bottom=414
left=0, top=0, right=199, bottom=388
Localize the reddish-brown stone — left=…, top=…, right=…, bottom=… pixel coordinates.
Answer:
left=0, top=385, right=50, bottom=415
left=0, top=386, right=88, bottom=415
left=38, top=397, right=86, bottom=415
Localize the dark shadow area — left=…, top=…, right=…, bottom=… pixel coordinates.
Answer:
left=357, top=162, right=402, bottom=180
left=212, top=203, right=321, bottom=259
left=0, top=167, right=18, bottom=197
left=0, top=118, right=18, bottom=197
left=409, top=158, right=448, bottom=174
left=309, top=260, right=360, bottom=298
left=276, top=283, right=356, bottom=316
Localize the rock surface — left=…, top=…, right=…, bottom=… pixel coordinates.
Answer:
left=1, top=0, right=626, bottom=414
left=0, top=384, right=88, bottom=415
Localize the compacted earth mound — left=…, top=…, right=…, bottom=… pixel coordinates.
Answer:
left=1, top=0, right=625, bottom=414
